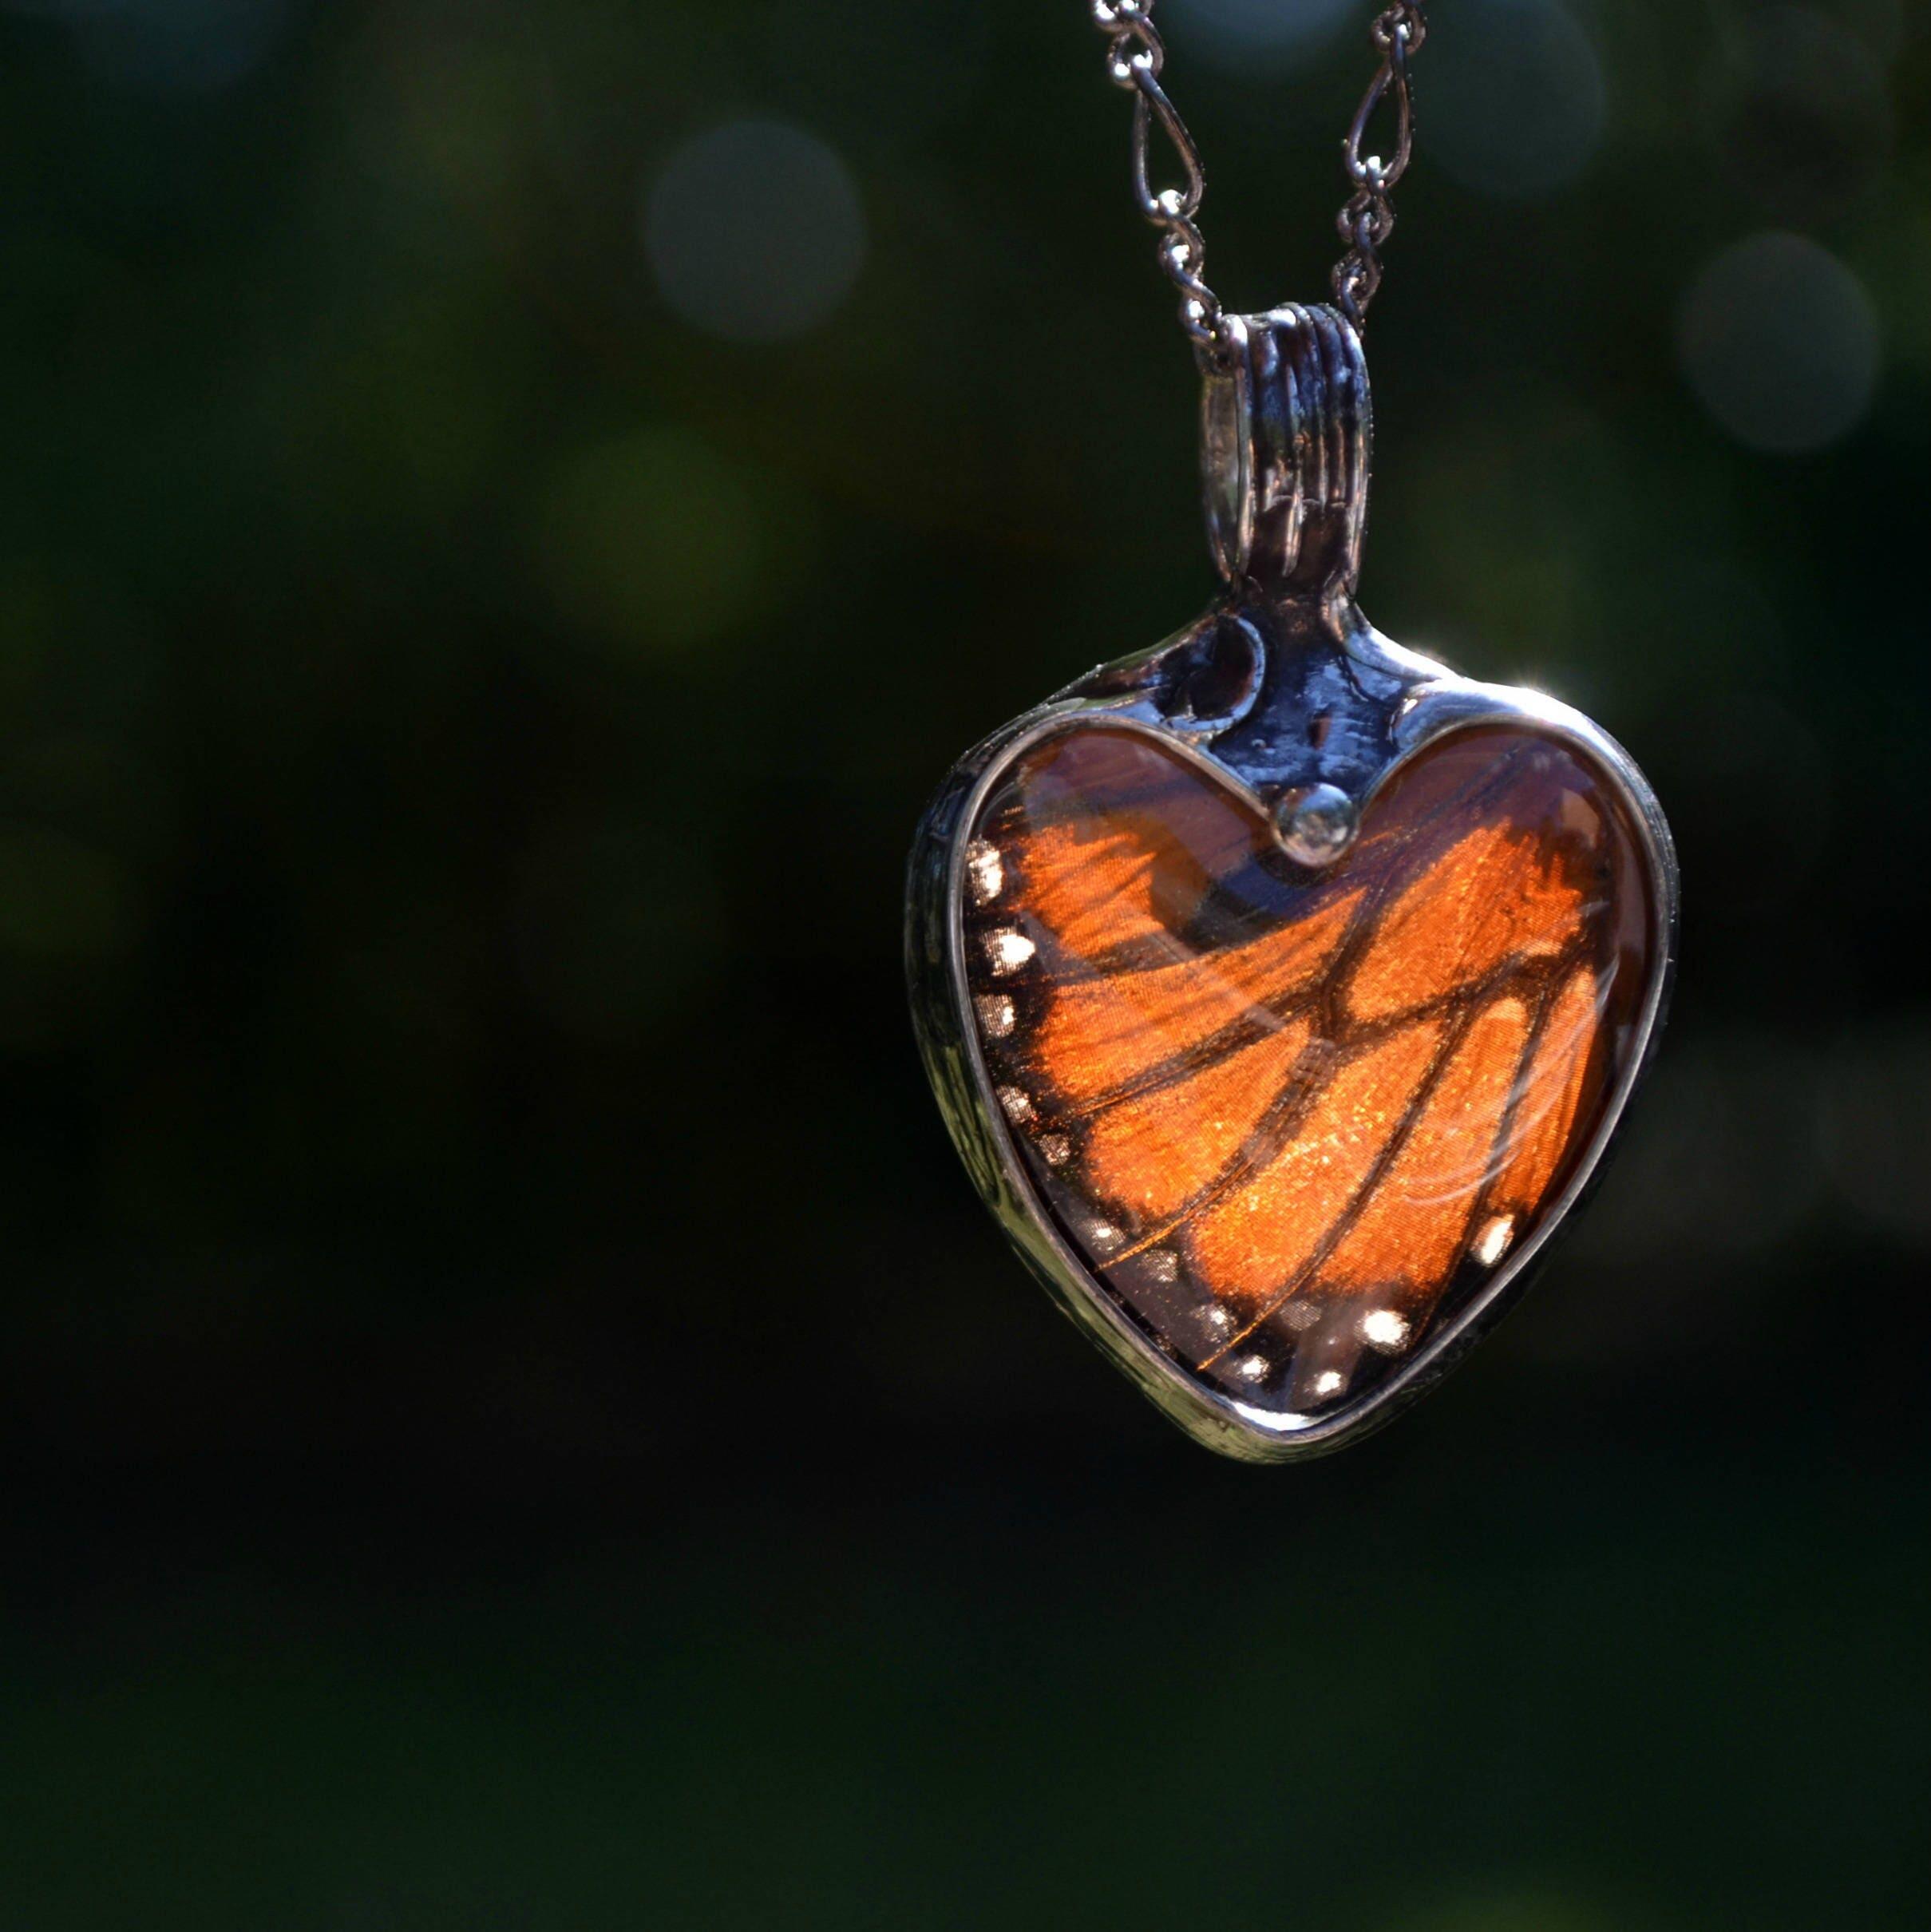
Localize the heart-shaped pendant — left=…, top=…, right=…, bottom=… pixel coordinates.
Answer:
left=907, top=307, right=1676, bottom=1459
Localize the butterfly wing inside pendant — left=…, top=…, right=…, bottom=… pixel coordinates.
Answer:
left=959, top=721, right=1656, bottom=1429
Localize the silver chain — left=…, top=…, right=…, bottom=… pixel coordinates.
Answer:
left=1090, top=2, right=1428, bottom=358
left=1334, top=5, right=1428, bottom=326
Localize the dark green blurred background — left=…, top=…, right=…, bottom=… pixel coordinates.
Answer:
left=2, top=0, right=1927, bottom=1924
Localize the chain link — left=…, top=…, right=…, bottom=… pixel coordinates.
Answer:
left=1090, top=1, right=1427, bottom=355
left=1333, top=5, right=1428, bottom=326
left=1090, top=1, right=1221, bottom=357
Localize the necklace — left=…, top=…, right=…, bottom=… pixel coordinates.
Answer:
left=905, top=4, right=1676, bottom=1462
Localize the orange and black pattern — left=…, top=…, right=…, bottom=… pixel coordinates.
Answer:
left=962, top=723, right=1652, bottom=1417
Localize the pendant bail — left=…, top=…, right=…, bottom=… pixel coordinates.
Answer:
left=1201, top=304, right=1372, bottom=596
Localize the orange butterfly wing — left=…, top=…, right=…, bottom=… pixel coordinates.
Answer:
left=967, top=723, right=1648, bottom=1408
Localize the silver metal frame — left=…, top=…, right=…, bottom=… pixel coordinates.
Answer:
left=904, top=306, right=1679, bottom=1462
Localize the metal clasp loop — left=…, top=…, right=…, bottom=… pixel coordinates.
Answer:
left=1201, top=305, right=1373, bottom=596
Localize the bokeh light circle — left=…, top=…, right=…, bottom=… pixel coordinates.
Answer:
left=1423, top=0, right=1605, bottom=201
left=1161, top=0, right=1354, bottom=76
left=536, top=428, right=782, bottom=655
left=1678, top=232, right=1880, bottom=453
left=1713, top=6, right=1893, bottom=221
left=644, top=119, right=867, bottom=345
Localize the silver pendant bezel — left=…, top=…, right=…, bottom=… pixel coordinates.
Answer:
left=904, top=305, right=1680, bottom=1461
